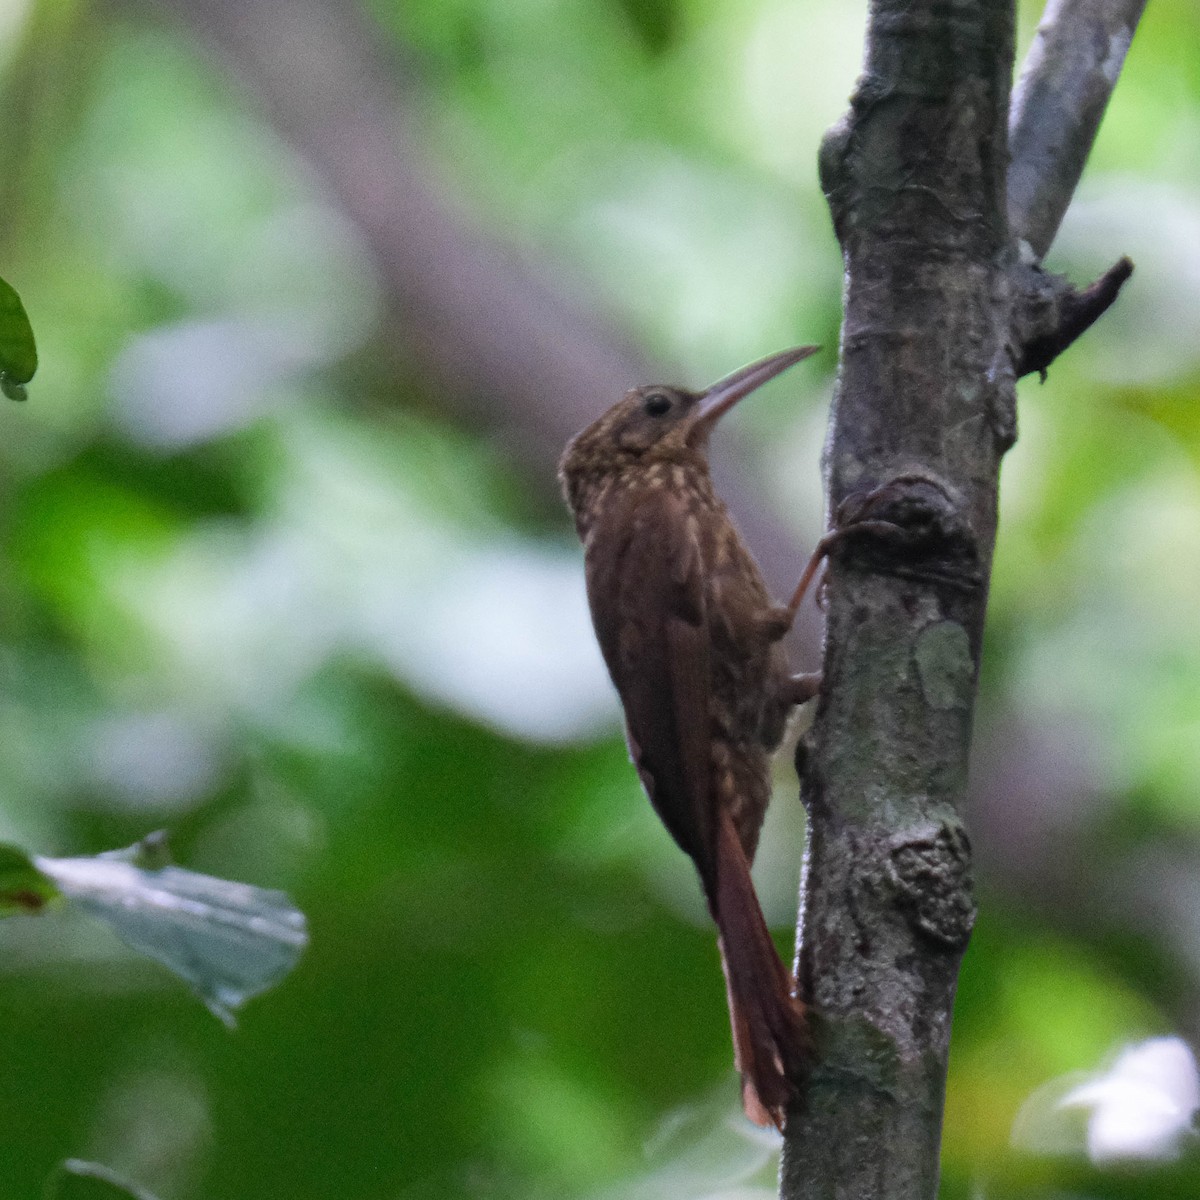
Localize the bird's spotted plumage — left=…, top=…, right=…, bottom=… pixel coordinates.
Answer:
left=558, top=347, right=820, bottom=1128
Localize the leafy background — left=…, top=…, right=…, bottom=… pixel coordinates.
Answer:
left=1, top=0, right=1199, bottom=1197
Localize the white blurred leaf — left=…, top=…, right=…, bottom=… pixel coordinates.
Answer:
left=48, top=1159, right=162, bottom=1200
left=1013, top=1036, right=1200, bottom=1165
left=35, top=841, right=307, bottom=1025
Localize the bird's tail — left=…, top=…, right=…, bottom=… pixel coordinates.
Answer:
left=709, top=810, right=809, bottom=1130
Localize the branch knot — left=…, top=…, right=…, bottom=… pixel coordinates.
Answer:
left=886, top=821, right=975, bottom=949
left=830, top=473, right=983, bottom=594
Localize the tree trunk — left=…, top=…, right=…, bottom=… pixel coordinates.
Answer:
left=781, top=1, right=1143, bottom=1196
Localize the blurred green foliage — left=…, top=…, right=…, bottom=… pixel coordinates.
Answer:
left=0, top=840, right=58, bottom=914
left=0, top=0, right=1198, bottom=1198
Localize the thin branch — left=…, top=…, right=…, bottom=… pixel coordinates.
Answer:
left=1008, top=0, right=1149, bottom=258
left=1012, top=254, right=1133, bottom=378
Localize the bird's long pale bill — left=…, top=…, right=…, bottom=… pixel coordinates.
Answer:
left=687, top=345, right=819, bottom=445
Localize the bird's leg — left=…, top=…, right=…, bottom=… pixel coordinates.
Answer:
left=785, top=519, right=905, bottom=616
left=759, top=484, right=915, bottom=708
left=787, top=471, right=943, bottom=615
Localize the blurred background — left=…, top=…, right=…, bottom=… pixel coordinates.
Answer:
left=0, top=0, right=1198, bottom=1196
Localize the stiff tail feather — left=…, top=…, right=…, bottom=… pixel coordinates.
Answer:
left=710, top=811, right=808, bottom=1130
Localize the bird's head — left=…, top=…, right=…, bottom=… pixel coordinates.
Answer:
left=558, top=345, right=818, bottom=521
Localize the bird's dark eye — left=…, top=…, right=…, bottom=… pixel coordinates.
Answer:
left=643, top=392, right=672, bottom=417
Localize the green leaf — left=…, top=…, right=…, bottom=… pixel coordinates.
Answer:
left=46, top=1160, right=162, bottom=1200
left=0, top=273, right=36, bottom=400
left=35, top=840, right=308, bottom=1024
left=0, top=842, right=61, bottom=915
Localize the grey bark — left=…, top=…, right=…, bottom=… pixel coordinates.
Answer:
left=780, top=0, right=1142, bottom=1196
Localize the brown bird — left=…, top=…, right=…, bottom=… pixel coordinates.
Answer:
left=558, top=346, right=823, bottom=1129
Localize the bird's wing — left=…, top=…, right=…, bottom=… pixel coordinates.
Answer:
left=585, top=484, right=716, bottom=880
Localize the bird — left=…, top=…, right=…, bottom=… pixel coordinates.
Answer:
left=558, top=346, right=823, bottom=1129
